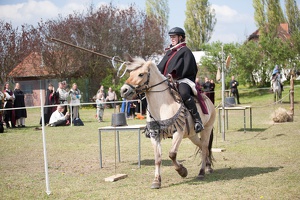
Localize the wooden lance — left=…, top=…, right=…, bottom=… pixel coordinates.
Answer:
left=50, top=38, right=124, bottom=63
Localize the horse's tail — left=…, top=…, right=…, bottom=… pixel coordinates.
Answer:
left=208, top=129, right=215, bottom=165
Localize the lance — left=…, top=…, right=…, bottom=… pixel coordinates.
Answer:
left=50, top=37, right=124, bottom=63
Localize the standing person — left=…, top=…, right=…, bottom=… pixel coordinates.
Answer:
left=209, top=79, right=215, bottom=104
left=57, top=81, right=69, bottom=115
left=13, top=83, right=27, bottom=127
left=69, top=83, right=81, bottom=120
left=202, top=77, right=211, bottom=98
left=95, top=85, right=105, bottom=122
left=0, top=89, right=5, bottom=124
left=157, top=27, right=204, bottom=133
left=3, top=83, right=16, bottom=128
left=40, top=83, right=59, bottom=125
left=106, top=87, right=117, bottom=108
left=230, top=76, right=240, bottom=104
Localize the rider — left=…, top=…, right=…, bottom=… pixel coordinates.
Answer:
left=157, top=27, right=204, bottom=133
left=272, top=65, right=283, bottom=91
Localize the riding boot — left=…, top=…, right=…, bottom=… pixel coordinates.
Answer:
left=184, top=97, right=204, bottom=133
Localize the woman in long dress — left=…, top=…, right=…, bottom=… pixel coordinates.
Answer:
left=13, top=83, right=27, bottom=127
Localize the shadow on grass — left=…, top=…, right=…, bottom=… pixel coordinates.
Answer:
left=167, top=166, right=283, bottom=188
left=236, top=128, right=268, bottom=132
left=132, top=159, right=177, bottom=166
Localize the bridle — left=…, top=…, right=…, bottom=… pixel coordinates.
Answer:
left=124, top=68, right=171, bottom=95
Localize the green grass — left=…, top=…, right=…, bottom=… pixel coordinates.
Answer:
left=0, top=86, right=300, bottom=199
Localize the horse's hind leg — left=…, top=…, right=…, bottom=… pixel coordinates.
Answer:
left=169, top=132, right=188, bottom=178
left=189, top=128, right=213, bottom=179
left=150, top=137, right=162, bottom=189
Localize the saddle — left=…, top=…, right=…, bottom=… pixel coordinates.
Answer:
left=168, top=77, right=208, bottom=115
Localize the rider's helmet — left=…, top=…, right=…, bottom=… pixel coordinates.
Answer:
left=168, top=27, right=185, bottom=38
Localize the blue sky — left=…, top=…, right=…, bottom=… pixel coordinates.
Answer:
left=0, top=0, right=292, bottom=43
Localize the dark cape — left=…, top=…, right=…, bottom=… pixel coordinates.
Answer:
left=157, top=45, right=198, bottom=82
left=40, top=89, right=59, bottom=125
left=13, top=89, right=27, bottom=119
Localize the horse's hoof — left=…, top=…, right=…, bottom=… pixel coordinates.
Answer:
left=197, top=174, right=205, bottom=180
left=206, top=168, right=213, bottom=174
left=151, top=182, right=161, bottom=189
left=176, top=164, right=188, bottom=178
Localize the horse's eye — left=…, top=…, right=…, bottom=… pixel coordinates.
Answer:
left=138, top=73, right=144, bottom=77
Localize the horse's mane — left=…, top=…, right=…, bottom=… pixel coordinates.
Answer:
left=125, top=56, right=166, bottom=80
left=125, top=57, right=147, bottom=71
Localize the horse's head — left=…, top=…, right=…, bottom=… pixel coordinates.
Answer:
left=120, top=53, right=153, bottom=99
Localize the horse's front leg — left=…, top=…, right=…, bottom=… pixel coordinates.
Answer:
left=169, top=131, right=188, bottom=178
left=150, top=136, right=162, bottom=189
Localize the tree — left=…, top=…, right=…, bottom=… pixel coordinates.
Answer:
left=285, top=0, right=300, bottom=33
left=184, top=0, right=216, bottom=50
left=0, top=21, right=43, bottom=84
left=267, top=0, right=286, bottom=37
left=253, top=0, right=267, bottom=32
left=39, top=3, right=165, bottom=99
left=145, top=0, right=169, bottom=45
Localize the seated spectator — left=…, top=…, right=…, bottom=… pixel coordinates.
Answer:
left=48, top=105, right=70, bottom=127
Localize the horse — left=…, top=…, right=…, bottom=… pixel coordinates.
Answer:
left=272, top=76, right=282, bottom=103
left=120, top=54, right=216, bottom=189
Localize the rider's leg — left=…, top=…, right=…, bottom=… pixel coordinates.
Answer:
left=178, top=83, right=204, bottom=133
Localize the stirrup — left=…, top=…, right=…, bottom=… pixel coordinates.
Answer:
left=195, top=122, right=204, bottom=133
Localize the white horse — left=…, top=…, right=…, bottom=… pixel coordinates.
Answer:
left=120, top=54, right=216, bottom=189
left=272, top=75, right=282, bottom=103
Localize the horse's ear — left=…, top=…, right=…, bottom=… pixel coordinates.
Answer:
left=123, top=53, right=133, bottom=63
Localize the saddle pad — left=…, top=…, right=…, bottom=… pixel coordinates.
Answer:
left=196, top=84, right=209, bottom=114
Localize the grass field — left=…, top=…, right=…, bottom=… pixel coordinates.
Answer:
left=0, top=85, right=299, bottom=199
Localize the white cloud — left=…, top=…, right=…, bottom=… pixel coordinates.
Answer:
left=0, top=0, right=59, bottom=26
left=211, top=4, right=251, bottom=23
left=0, top=0, right=102, bottom=27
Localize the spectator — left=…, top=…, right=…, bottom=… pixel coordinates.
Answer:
left=40, top=83, right=59, bottom=125
left=95, top=86, right=105, bottom=122
left=69, top=83, right=81, bottom=120
left=202, top=77, right=211, bottom=98
left=3, top=83, right=16, bottom=128
left=129, top=101, right=136, bottom=119
left=0, top=89, right=5, bottom=123
left=106, top=87, right=117, bottom=108
left=121, top=98, right=131, bottom=117
left=13, top=83, right=27, bottom=127
left=134, top=93, right=147, bottom=115
left=57, top=81, right=69, bottom=115
left=48, top=105, right=70, bottom=127
left=209, top=79, right=215, bottom=104
left=230, top=76, right=240, bottom=104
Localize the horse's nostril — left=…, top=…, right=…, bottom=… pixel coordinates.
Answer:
left=123, top=88, right=128, bottom=94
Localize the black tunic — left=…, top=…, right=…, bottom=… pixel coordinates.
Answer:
left=157, top=46, right=198, bottom=82
left=13, top=89, right=27, bottom=119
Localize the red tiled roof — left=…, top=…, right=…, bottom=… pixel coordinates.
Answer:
left=248, top=23, right=291, bottom=41
left=8, top=52, right=54, bottom=78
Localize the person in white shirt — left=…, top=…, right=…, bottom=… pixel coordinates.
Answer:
left=95, top=85, right=105, bottom=122
left=69, top=83, right=81, bottom=120
left=106, top=87, right=117, bottom=108
left=3, top=83, right=16, bottom=128
left=57, top=81, right=69, bottom=115
left=49, top=105, right=70, bottom=127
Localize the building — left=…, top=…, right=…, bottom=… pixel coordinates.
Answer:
left=8, top=52, right=58, bottom=107
left=248, top=23, right=291, bottom=42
